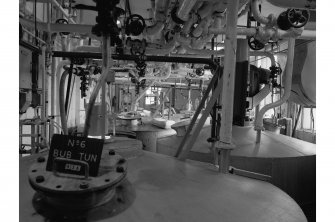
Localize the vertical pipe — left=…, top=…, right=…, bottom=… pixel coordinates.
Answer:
left=60, top=71, right=69, bottom=135
left=168, top=87, right=172, bottom=120
left=218, top=0, right=239, bottom=145
left=216, top=0, right=239, bottom=174
left=255, top=38, right=295, bottom=143
left=41, top=46, right=47, bottom=146
left=50, top=57, right=56, bottom=138
left=187, top=86, right=191, bottom=111
left=64, top=64, right=73, bottom=113
left=101, top=36, right=111, bottom=139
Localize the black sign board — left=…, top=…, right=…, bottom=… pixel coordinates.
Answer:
left=46, top=134, right=104, bottom=177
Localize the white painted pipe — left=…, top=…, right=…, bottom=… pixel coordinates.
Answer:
left=250, top=51, right=276, bottom=66
left=20, top=18, right=92, bottom=34
left=250, top=0, right=276, bottom=26
left=177, top=0, right=198, bottom=22
left=254, top=38, right=296, bottom=142
left=208, top=26, right=315, bottom=40
left=51, top=0, right=76, bottom=24
left=267, top=0, right=316, bottom=9
left=218, top=0, right=239, bottom=145
left=181, top=42, right=224, bottom=56
left=145, top=0, right=170, bottom=36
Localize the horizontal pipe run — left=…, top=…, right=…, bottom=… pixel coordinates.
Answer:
left=51, top=51, right=217, bottom=69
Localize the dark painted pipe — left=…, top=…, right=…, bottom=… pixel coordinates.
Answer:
left=52, top=51, right=217, bottom=69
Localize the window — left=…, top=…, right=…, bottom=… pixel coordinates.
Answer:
left=145, top=87, right=161, bottom=105
left=298, top=107, right=316, bottom=131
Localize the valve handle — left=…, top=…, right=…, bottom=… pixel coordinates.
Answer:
left=248, top=36, right=265, bottom=51
left=287, top=9, right=310, bottom=28
left=125, top=14, right=146, bottom=36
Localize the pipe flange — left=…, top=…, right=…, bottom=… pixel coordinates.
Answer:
left=28, top=151, right=127, bottom=210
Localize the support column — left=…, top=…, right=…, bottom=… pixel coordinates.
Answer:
left=216, top=0, right=239, bottom=174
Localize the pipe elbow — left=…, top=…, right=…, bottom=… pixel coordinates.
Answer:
left=251, top=0, right=270, bottom=25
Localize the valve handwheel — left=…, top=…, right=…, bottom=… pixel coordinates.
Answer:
left=248, top=36, right=265, bottom=51
left=287, top=9, right=310, bottom=28
left=125, top=14, right=146, bottom=36
left=56, top=18, right=70, bottom=36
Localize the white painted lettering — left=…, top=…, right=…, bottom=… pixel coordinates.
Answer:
left=68, top=139, right=75, bottom=147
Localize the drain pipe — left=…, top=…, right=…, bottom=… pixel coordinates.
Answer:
left=254, top=38, right=295, bottom=143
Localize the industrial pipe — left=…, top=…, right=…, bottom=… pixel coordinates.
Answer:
left=51, top=52, right=218, bottom=69
left=180, top=43, right=224, bottom=56
left=19, top=18, right=92, bottom=34
left=250, top=0, right=276, bottom=26
left=41, top=46, right=48, bottom=145
left=59, top=70, right=69, bottom=135
left=145, top=0, right=170, bottom=36
left=216, top=0, right=240, bottom=173
left=51, top=0, right=76, bottom=24
left=250, top=51, right=276, bottom=66
left=209, top=26, right=314, bottom=40
left=254, top=38, right=296, bottom=143
left=176, top=0, right=198, bottom=22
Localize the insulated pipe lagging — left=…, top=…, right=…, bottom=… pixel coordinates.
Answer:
left=59, top=70, right=69, bottom=135
left=254, top=38, right=296, bottom=143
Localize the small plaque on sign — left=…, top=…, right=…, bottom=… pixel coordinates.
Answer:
left=46, top=134, right=104, bottom=177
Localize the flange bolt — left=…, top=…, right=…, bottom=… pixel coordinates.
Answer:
left=37, top=156, right=45, bottom=163
left=36, top=176, right=45, bottom=183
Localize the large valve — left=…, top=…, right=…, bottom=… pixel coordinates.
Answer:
left=125, top=14, right=146, bottom=36
left=248, top=36, right=265, bottom=51
left=287, top=9, right=310, bottom=28
left=277, top=8, right=310, bottom=30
